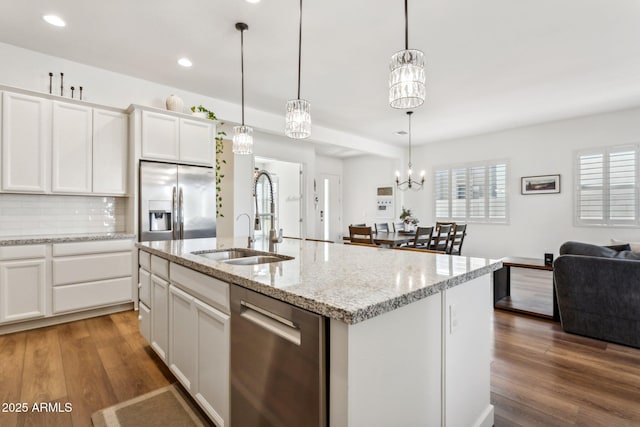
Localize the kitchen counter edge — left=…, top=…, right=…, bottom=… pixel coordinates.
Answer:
left=0, top=233, right=136, bottom=246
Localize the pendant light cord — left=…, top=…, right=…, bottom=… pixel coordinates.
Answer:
left=241, top=27, right=246, bottom=126
left=297, top=0, right=303, bottom=99
left=408, top=111, right=413, bottom=169
left=404, top=0, right=409, bottom=50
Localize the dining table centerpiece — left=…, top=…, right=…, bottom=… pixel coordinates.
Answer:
left=400, top=207, right=419, bottom=232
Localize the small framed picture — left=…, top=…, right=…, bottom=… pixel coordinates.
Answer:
left=521, top=174, right=560, bottom=195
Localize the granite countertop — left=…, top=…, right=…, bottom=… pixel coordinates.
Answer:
left=138, top=237, right=502, bottom=325
left=0, top=232, right=136, bottom=246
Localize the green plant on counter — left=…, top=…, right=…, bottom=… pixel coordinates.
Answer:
left=192, top=105, right=226, bottom=218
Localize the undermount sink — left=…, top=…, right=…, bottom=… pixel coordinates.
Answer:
left=192, top=248, right=293, bottom=265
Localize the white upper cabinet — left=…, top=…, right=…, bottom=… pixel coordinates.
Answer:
left=179, top=118, right=214, bottom=166
left=141, top=110, right=180, bottom=161
left=140, top=109, right=215, bottom=166
left=52, top=101, right=93, bottom=193
left=93, top=109, right=128, bottom=195
left=1, top=91, right=51, bottom=192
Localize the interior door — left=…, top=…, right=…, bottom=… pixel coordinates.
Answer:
left=316, top=174, right=342, bottom=242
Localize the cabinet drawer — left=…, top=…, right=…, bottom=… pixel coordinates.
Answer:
left=170, top=263, right=229, bottom=314
left=53, top=252, right=132, bottom=286
left=139, top=302, right=151, bottom=343
left=139, top=250, right=151, bottom=269
left=52, top=239, right=133, bottom=256
left=151, top=255, right=169, bottom=280
left=139, top=267, right=151, bottom=306
left=52, top=277, right=132, bottom=313
left=0, top=245, right=47, bottom=261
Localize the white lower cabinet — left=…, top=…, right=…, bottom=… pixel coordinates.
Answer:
left=169, top=285, right=196, bottom=391
left=194, top=298, right=230, bottom=427
left=0, top=258, right=47, bottom=323
left=139, top=255, right=229, bottom=427
left=150, top=273, right=169, bottom=362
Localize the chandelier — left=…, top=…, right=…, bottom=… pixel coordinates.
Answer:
left=389, top=0, right=425, bottom=109
left=395, top=111, right=424, bottom=190
left=233, top=22, right=253, bottom=155
left=285, top=0, right=311, bottom=139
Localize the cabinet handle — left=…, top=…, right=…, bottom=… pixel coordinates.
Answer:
left=240, top=301, right=301, bottom=345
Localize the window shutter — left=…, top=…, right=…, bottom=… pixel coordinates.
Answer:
left=489, top=163, right=507, bottom=220
left=451, top=168, right=467, bottom=219
left=469, top=166, right=486, bottom=219
left=576, top=146, right=638, bottom=226
left=434, top=169, right=450, bottom=219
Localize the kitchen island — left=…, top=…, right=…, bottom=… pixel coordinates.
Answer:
left=137, top=237, right=501, bottom=427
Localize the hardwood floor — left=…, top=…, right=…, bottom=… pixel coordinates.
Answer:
left=1, top=309, right=639, bottom=426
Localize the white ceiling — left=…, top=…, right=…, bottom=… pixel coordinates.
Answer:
left=2, top=0, right=640, bottom=153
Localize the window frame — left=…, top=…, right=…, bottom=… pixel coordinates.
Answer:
left=434, top=159, right=509, bottom=224
left=574, top=144, right=640, bottom=227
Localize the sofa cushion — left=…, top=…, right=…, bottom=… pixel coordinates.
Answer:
left=559, top=241, right=640, bottom=260
left=611, top=238, right=640, bottom=252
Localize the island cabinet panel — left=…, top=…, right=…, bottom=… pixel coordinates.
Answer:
left=138, top=301, right=151, bottom=342
left=194, top=297, right=229, bottom=427
left=138, top=267, right=151, bottom=307
left=1, top=91, right=51, bottom=193
left=444, top=275, right=494, bottom=427
left=168, top=284, right=196, bottom=392
left=330, top=292, right=442, bottom=427
left=141, top=111, right=179, bottom=161
left=0, top=258, right=47, bottom=323
left=150, top=273, right=169, bottom=362
left=51, top=101, right=93, bottom=193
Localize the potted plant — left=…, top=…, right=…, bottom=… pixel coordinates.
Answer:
left=399, top=207, right=419, bottom=231
left=190, top=105, right=217, bottom=120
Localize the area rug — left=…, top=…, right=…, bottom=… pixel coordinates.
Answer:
left=91, top=384, right=209, bottom=427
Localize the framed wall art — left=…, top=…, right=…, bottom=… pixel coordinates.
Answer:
left=521, top=174, right=560, bottom=195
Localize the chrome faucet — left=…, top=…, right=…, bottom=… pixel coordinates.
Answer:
left=236, top=213, right=254, bottom=248
left=254, top=170, right=283, bottom=252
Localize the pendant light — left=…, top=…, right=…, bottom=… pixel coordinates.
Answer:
left=285, top=0, right=311, bottom=139
left=389, top=0, right=425, bottom=109
left=233, top=22, right=253, bottom=155
left=395, top=111, right=425, bottom=190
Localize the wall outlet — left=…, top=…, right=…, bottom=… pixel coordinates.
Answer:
left=450, top=304, right=459, bottom=334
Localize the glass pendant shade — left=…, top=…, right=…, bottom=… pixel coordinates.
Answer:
left=285, top=99, right=311, bottom=139
left=389, top=49, right=426, bottom=109
left=232, top=125, right=253, bottom=155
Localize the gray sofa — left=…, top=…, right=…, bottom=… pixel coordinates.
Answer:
left=553, top=241, right=640, bottom=348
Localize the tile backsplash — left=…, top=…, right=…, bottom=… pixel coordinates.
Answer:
left=0, top=194, right=126, bottom=236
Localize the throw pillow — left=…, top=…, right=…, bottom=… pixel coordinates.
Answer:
left=610, top=238, right=640, bottom=252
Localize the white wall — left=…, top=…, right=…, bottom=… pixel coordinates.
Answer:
left=401, top=107, right=640, bottom=259
left=342, top=155, right=402, bottom=232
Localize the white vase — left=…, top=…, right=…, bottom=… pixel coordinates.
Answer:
left=165, top=94, right=184, bottom=112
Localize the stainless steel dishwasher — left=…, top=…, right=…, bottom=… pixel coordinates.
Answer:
left=230, top=285, right=326, bottom=427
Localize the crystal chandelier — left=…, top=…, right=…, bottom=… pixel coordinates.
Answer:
left=395, top=111, right=425, bottom=190
left=389, top=0, right=425, bottom=109
left=233, top=22, right=253, bottom=155
left=285, top=0, right=311, bottom=139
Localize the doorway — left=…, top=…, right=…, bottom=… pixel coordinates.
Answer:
left=254, top=157, right=303, bottom=239
left=315, top=174, right=342, bottom=243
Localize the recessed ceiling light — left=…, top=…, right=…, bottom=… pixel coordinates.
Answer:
left=245, top=0, right=261, bottom=3
left=43, top=15, right=66, bottom=27
left=177, top=58, right=193, bottom=67
left=395, top=130, right=408, bottom=135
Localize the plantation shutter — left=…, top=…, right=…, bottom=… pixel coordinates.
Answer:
left=434, top=169, right=450, bottom=219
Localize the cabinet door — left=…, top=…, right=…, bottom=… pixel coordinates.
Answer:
left=194, top=298, right=230, bottom=427
left=52, top=101, right=92, bottom=193
left=141, top=111, right=179, bottom=161
left=93, top=109, right=128, bottom=195
left=0, top=259, right=46, bottom=323
left=179, top=118, right=214, bottom=166
left=1, top=92, right=50, bottom=192
left=150, top=274, right=169, bottom=362
left=169, top=285, right=196, bottom=392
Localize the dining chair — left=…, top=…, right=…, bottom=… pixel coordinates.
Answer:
left=411, top=226, right=434, bottom=248
left=375, top=223, right=390, bottom=233
left=431, top=223, right=454, bottom=251
left=348, top=226, right=374, bottom=244
left=446, top=224, right=467, bottom=255
left=392, top=222, right=405, bottom=232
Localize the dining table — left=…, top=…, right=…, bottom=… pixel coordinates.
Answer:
left=372, top=231, right=415, bottom=247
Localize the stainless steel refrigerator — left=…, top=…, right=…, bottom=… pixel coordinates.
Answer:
left=139, top=161, right=216, bottom=242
